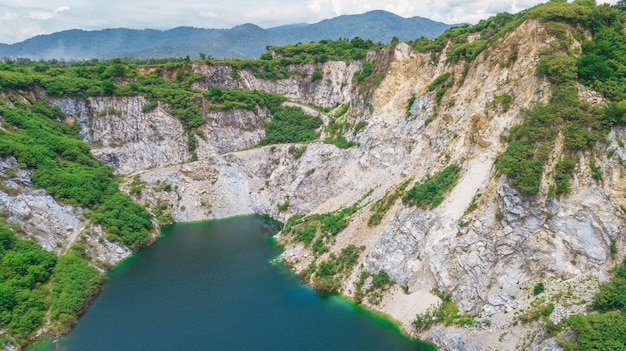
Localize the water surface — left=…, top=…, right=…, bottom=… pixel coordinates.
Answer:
left=47, top=215, right=434, bottom=351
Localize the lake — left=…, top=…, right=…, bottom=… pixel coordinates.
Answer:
left=41, top=215, right=434, bottom=351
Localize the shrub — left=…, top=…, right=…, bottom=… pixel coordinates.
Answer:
left=49, top=253, right=101, bottom=328
left=259, top=106, right=323, bottom=145
left=141, top=101, right=158, bottom=113
left=403, top=165, right=461, bottom=208
left=311, top=70, right=323, bottom=82
left=0, top=102, right=153, bottom=250
left=534, top=282, right=546, bottom=296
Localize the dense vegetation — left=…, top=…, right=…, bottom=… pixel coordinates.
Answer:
left=259, top=106, right=323, bottom=145
left=411, top=11, right=525, bottom=63
left=555, top=259, right=626, bottom=350
left=0, top=98, right=153, bottom=250
left=49, top=252, right=101, bottom=329
left=283, top=204, right=359, bottom=248
left=304, top=245, right=363, bottom=293
left=268, top=37, right=382, bottom=63
left=492, top=1, right=626, bottom=196
left=402, top=165, right=461, bottom=209
left=0, top=222, right=102, bottom=346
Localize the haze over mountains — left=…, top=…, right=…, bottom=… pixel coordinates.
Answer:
left=0, top=10, right=452, bottom=60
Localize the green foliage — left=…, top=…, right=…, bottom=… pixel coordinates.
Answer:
left=427, top=72, right=452, bottom=92
left=537, top=53, right=578, bottom=84
left=323, top=114, right=359, bottom=149
left=294, top=224, right=317, bottom=246
left=204, top=87, right=286, bottom=112
left=187, top=133, right=197, bottom=152
left=0, top=101, right=153, bottom=250
left=278, top=201, right=290, bottom=212
left=309, top=245, right=362, bottom=293
left=554, top=157, right=576, bottom=196
left=497, top=82, right=604, bottom=196
left=288, top=145, right=307, bottom=159
left=368, top=178, right=412, bottom=226
left=152, top=202, right=174, bottom=226
left=411, top=11, right=525, bottom=64
left=0, top=222, right=100, bottom=346
left=334, top=104, right=350, bottom=118
left=355, top=269, right=393, bottom=305
left=323, top=134, right=359, bottom=149
left=566, top=312, right=626, bottom=350
left=141, top=101, right=158, bottom=113
left=426, top=72, right=454, bottom=104
left=49, top=253, right=101, bottom=328
left=593, top=259, right=626, bottom=311
left=492, top=93, right=513, bottom=112
left=311, top=70, right=323, bottom=82
left=2, top=59, right=281, bottom=131
left=282, top=214, right=305, bottom=234
left=590, top=159, right=603, bottom=180
left=534, top=282, right=546, bottom=296
left=259, top=106, right=323, bottom=145
left=283, top=204, right=359, bottom=248
left=413, top=290, right=475, bottom=332
left=129, top=175, right=145, bottom=196
left=464, top=193, right=481, bottom=215
left=90, top=193, right=153, bottom=250
left=353, top=61, right=375, bottom=83
left=406, top=95, right=417, bottom=115
left=0, top=70, right=37, bottom=92
left=312, top=237, right=329, bottom=257
left=610, top=238, right=618, bottom=260
left=0, top=222, right=56, bottom=345
left=402, top=165, right=461, bottom=209
left=447, top=39, right=488, bottom=63
left=353, top=120, right=368, bottom=134
left=318, top=205, right=358, bottom=236
left=518, top=300, right=555, bottom=324
left=561, top=259, right=626, bottom=350
left=496, top=141, right=543, bottom=195
left=269, top=38, right=382, bottom=64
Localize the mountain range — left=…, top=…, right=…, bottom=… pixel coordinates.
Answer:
left=0, top=10, right=452, bottom=60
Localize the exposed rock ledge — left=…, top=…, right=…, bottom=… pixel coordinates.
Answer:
left=32, top=28, right=626, bottom=351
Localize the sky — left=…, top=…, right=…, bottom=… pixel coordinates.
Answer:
left=0, top=0, right=619, bottom=44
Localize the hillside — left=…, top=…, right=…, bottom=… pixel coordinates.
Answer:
left=1, top=1, right=626, bottom=350
left=0, top=10, right=451, bottom=60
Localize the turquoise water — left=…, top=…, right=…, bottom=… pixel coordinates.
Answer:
left=44, top=215, right=434, bottom=351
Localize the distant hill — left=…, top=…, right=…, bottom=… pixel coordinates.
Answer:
left=0, top=10, right=452, bottom=60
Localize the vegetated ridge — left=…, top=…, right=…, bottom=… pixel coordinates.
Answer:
left=0, top=10, right=452, bottom=60
left=1, top=1, right=626, bottom=350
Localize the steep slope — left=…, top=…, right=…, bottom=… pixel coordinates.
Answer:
left=48, top=15, right=625, bottom=351
left=2, top=3, right=626, bottom=350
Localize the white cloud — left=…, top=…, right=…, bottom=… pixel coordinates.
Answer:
left=199, top=11, right=217, bottom=18
left=27, top=5, right=70, bottom=20
left=55, top=6, right=70, bottom=14
left=0, top=11, right=17, bottom=21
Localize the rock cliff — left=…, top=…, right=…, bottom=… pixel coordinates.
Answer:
left=4, top=17, right=622, bottom=351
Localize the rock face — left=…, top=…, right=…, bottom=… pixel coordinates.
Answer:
left=17, top=19, right=625, bottom=351
left=0, top=157, right=131, bottom=269
left=55, top=96, right=190, bottom=174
